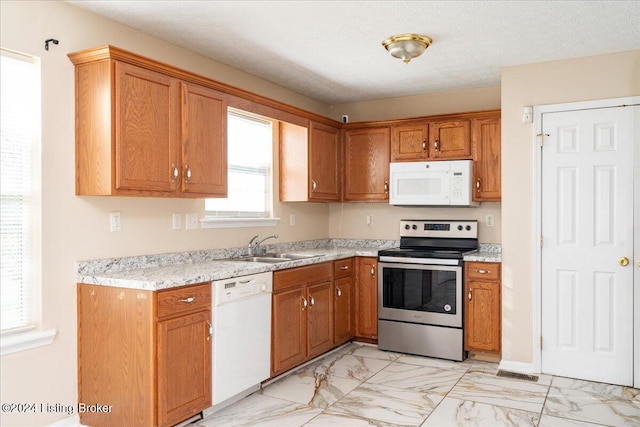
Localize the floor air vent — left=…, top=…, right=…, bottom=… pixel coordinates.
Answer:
left=496, top=370, right=539, bottom=382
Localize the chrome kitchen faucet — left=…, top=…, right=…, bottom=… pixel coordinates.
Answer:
left=248, top=234, right=278, bottom=256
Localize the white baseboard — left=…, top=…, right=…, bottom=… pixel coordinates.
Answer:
left=498, top=360, right=537, bottom=375
left=47, top=414, right=84, bottom=427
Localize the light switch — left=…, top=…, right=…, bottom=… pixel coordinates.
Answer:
left=186, top=213, right=199, bottom=230
left=109, top=211, right=121, bottom=232
left=172, top=213, right=181, bottom=230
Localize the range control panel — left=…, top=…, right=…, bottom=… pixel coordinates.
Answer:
left=399, top=220, right=478, bottom=239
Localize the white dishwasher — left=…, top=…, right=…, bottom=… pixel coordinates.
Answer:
left=210, top=271, right=273, bottom=407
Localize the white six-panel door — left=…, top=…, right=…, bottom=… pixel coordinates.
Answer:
left=540, top=106, right=636, bottom=386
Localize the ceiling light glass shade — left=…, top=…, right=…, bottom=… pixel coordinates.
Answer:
left=382, top=34, right=432, bottom=64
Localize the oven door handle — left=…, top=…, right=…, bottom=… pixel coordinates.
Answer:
left=378, top=255, right=461, bottom=266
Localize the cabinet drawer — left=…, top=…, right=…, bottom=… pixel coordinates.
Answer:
left=157, top=282, right=211, bottom=318
left=274, top=262, right=332, bottom=292
left=334, top=258, right=354, bottom=279
left=465, top=262, right=501, bottom=281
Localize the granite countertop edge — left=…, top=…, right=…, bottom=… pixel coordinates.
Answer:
left=77, top=239, right=502, bottom=291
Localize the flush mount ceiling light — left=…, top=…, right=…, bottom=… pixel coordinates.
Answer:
left=382, top=34, right=432, bottom=64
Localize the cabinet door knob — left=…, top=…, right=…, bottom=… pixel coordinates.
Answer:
left=476, top=269, right=490, bottom=274
left=336, top=287, right=342, bottom=298
left=618, top=257, right=630, bottom=267
left=340, top=266, right=349, bottom=270
left=370, top=266, right=375, bottom=276
left=206, top=320, right=212, bottom=341
left=434, top=139, right=439, bottom=152
left=422, top=140, right=426, bottom=151
left=384, top=181, right=389, bottom=193
left=171, top=163, right=179, bottom=183
left=178, top=297, right=195, bottom=303
left=476, top=178, right=481, bottom=192
left=301, top=296, right=308, bottom=311
left=309, top=295, right=315, bottom=307
left=468, top=290, right=472, bottom=300
left=184, top=165, right=192, bottom=183
left=311, top=180, right=317, bottom=191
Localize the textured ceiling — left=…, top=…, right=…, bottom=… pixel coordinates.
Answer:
left=68, top=0, right=640, bottom=105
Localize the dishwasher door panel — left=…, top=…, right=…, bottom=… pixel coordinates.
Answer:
left=212, top=292, right=272, bottom=405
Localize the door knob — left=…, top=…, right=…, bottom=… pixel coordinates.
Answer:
left=618, top=257, right=629, bottom=267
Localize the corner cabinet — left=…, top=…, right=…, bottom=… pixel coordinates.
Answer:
left=343, top=127, right=390, bottom=201
left=77, top=282, right=212, bottom=427
left=280, top=121, right=341, bottom=202
left=464, top=262, right=501, bottom=355
left=472, top=116, right=502, bottom=201
left=69, top=45, right=227, bottom=198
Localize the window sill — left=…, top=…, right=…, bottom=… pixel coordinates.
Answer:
left=200, top=217, right=280, bottom=229
left=1, top=329, right=58, bottom=356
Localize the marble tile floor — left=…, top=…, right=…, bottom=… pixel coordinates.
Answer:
left=194, top=343, right=640, bottom=427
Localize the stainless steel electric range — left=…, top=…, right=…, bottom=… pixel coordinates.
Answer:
left=377, top=219, right=479, bottom=361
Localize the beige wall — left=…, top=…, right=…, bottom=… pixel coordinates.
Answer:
left=330, top=85, right=501, bottom=122
left=0, top=1, right=331, bottom=425
left=500, top=50, right=640, bottom=365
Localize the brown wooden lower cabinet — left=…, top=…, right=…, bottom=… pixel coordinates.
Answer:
left=334, top=258, right=355, bottom=345
left=271, top=262, right=334, bottom=377
left=464, top=262, right=501, bottom=354
left=77, top=282, right=212, bottom=427
left=355, top=256, right=378, bottom=341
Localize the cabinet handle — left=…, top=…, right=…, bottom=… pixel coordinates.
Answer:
left=178, top=297, right=195, bottom=303
left=370, top=266, right=375, bottom=276
left=422, top=140, right=426, bottom=151
left=384, top=181, right=389, bottom=193
left=171, top=163, right=179, bottom=183
left=336, top=286, right=342, bottom=298
left=301, top=296, right=308, bottom=311
left=309, top=295, right=315, bottom=307
left=476, top=269, right=490, bottom=274
left=206, top=320, right=212, bottom=341
left=311, top=180, right=317, bottom=191
left=434, top=139, right=439, bottom=152
left=184, top=165, right=192, bottom=183
left=476, top=178, right=481, bottom=193
left=340, top=266, right=349, bottom=270
left=468, top=290, right=472, bottom=300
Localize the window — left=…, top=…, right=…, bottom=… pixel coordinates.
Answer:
left=205, top=110, right=273, bottom=219
left=0, top=47, right=55, bottom=357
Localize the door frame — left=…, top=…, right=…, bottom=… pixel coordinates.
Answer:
left=532, top=96, right=640, bottom=386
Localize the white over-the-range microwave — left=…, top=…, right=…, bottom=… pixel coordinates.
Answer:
left=389, top=160, right=478, bottom=207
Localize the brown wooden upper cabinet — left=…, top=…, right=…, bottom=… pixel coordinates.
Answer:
left=391, top=124, right=428, bottom=161
left=428, top=119, right=472, bottom=159
left=343, top=127, right=390, bottom=202
left=280, top=121, right=341, bottom=202
left=391, top=119, right=472, bottom=162
left=472, top=116, right=501, bottom=202
left=69, top=46, right=227, bottom=197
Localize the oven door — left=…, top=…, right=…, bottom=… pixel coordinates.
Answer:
left=378, top=261, right=462, bottom=328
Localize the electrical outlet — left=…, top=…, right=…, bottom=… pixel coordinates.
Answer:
left=186, top=213, right=199, bottom=230
left=172, top=213, right=181, bottom=230
left=486, top=214, right=495, bottom=227
left=109, top=211, right=121, bottom=232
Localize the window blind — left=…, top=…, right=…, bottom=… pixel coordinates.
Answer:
left=1, top=48, right=40, bottom=333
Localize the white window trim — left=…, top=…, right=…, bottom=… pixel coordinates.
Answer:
left=200, top=217, right=280, bottom=229
left=1, top=328, right=57, bottom=356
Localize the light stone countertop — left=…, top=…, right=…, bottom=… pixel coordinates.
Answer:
left=462, top=243, right=502, bottom=263
left=77, top=239, right=502, bottom=291
left=77, top=239, right=388, bottom=291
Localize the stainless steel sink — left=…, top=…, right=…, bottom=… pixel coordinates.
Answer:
left=227, top=253, right=322, bottom=263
